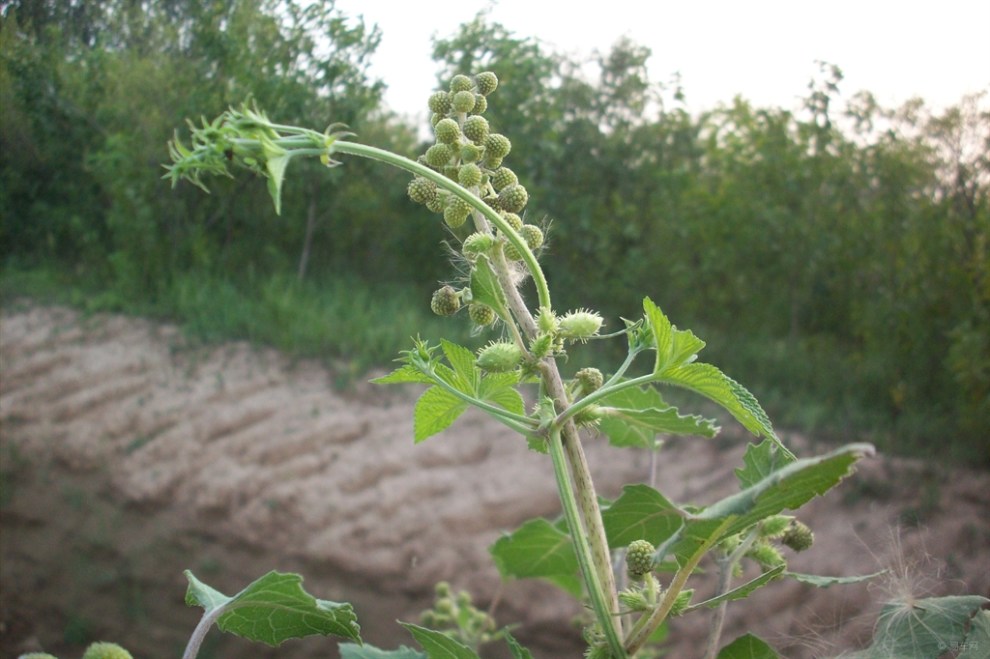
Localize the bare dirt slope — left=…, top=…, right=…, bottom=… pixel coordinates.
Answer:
left=1, top=303, right=988, bottom=658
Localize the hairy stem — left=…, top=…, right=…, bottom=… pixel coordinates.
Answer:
left=548, top=428, right=626, bottom=659
left=702, top=528, right=762, bottom=659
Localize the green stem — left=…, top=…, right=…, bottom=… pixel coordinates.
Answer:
left=548, top=428, right=626, bottom=659
left=427, top=373, right=538, bottom=435
left=332, top=140, right=552, bottom=312
left=556, top=373, right=656, bottom=429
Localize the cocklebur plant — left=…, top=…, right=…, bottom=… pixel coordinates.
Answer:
left=162, top=73, right=989, bottom=658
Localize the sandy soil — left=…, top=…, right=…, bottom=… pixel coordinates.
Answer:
left=1, top=302, right=987, bottom=658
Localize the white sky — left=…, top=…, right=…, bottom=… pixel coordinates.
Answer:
left=333, top=0, right=990, bottom=123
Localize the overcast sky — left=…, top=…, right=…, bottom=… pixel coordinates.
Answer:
left=333, top=0, right=989, bottom=123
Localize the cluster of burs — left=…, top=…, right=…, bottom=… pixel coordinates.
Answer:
left=406, top=72, right=545, bottom=325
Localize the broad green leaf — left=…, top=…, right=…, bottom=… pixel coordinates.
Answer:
left=400, top=622, right=481, bottom=659
left=503, top=631, right=534, bottom=659
left=689, top=565, right=786, bottom=611
left=658, top=363, right=775, bottom=439
left=184, top=570, right=361, bottom=646
left=851, top=595, right=989, bottom=658
left=478, top=371, right=525, bottom=416
left=470, top=257, right=507, bottom=312
left=644, top=297, right=706, bottom=373
left=666, top=444, right=873, bottom=561
left=489, top=518, right=581, bottom=597
left=340, top=644, right=426, bottom=659
left=601, top=484, right=685, bottom=548
left=598, top=386, right=718, bottom=447
left=441, top=339, right=479, bottom=393
left=735, top=438, right=797, bottom=488
left=958, top=610, right=990, bottom=659
left=716, top=633, right=779, bottom=659
left=414, top=386, right=468, bottom=442
left=785, top=570, right=886, bottom=588
left=371, top=364, right=434, bottom=385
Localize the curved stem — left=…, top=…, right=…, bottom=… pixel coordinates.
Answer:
left=183, top=608, right=224, bottom=659
left=332, top=140, right=552, bottom=312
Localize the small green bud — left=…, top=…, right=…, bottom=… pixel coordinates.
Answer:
left=458, top=163, right=483, bottom=188
left=462, top=232, right=495, bottom=255
left=501, top=212, right=524, bottom=231
left=455, top=590, right=472, bottom=607
left=498, top=184, right=528, bottom=213
left=451, top=90, right=476, bottom=113
left=574, top=404, right=604, bottom=427
left=618, top=588, right=651, bottom=612
left=435, top=597, right=455, bottom=614
left=502, top=240, right=524, bottom=262
left=626, top=539, right=656, bottom=579
left=759, top=515, right=793, bottom=539
left=407, top=177, right=437, bottom=205
left=469, top=303, right=496, bottom=326
left=471, top=93, right=488, bottom=114
left=444, top=197, right=471, bottom=228
left=559, top=310, right=604, bottom=342
left=529, top=332, right=555, bottom=359
left=425, top=143, right=453, bottom=168
left=781, top=521, right=815, bottom=552
left=483, top=155, right=503, bottom=170
left=476, top=341, right=523, bottom=372
left=460, top=142, right=482, bottom=163
left=462, top=115, right=490, bottom=143
left=536, top=307, right=559, bottom=334
left=431, top=285, right=461, bottom=316
left=435, top=581, right=452, bottom=597
left=490, top=167, right=518, bottom=191
left=474, top=71, right=499, bottom=96
left=575, top=367, right=604, bottom=394
left=428, top=91, right=452, bottom=114
left=434, top=117, right=461, bottom=144
left=484, top=133, right=512, bottom=159
left=82, top=643, right=133, bottom=659
left=430, top=112, right=442, bottom=127
left=520, top=224, right=544, bottom=250
left=425, top=196, right=445, bottom=213
left=450, top=74, right=474, bottom=92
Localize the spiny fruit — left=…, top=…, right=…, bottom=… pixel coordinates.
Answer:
left=425, top=143, right=453, bottom=168
left=501, top=212, right=524, bottom=231
left=559, top=309, right=604, bottom=342
left=428, top=91, right=451, bottom=114
left=476, top=341, right=523, bottom=372
left=450, top=74, right=474, bottom=92
left=458, top=163, right=483, bottom=188
left=747, top=541, right=786, bottom=569
left=431, top=285, right=461, bottom=316
left=575, top=367, right=604, bottom=394
left=520, top=224, right=544, bottom=250
left=462, top=115, right=490, bottom=143
left=490, top=167, right=518, bottom=191
left=444, top=197, right=472, bottom=228
left=82, top=643, right=134, bottom=659
left=474, top=71, right=499, bottom=96
left=498, top=184, right=528, bottom=213
left=626, top=539, right=656, bottom=579
left=451, top=90, right=476, bottom=113
left=462, top=232, right=494, bottom=256
left=781, top=521, right=814, bottom=552
left=469, top=303, right=496, bottom=326
left=407, top=177, right=437, bottom=205
left=434, top=117, right=461, bottom=144
left=484, top=133, right=512, bottom=159
left=472, top=94, right=488, bottom=114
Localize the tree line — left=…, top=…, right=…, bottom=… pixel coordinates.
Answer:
left=2, top=2, right=987, bottom=462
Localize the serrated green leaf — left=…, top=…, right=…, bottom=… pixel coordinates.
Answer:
left=958, top=610, right=990, bottom=659
left=657, top=363, right=775, bottom=439
left=851, top=595, right=989, bottom=658
left=785, top=570, right=886, bottom=588
left=414, top=386, right=468, bottom=442
left=340, top=643, right=426, bottom=659
left=644, top=297, right=706, bottom=373
left=400, top=623, right=481, bottom=659
left=470, top=257, right=507, bottom=313
left=503, top=631, right=534, bottom=659
left=489, top=518, right=582, bottom=597
left=735, top=438, right=797, bottom=488
left=666, top=444, right=873, bottom=561
left=598, top=386, right=718, bottom=447
left=716, top=633, right=779, bottom=659
left=371, top=364, right=435, bottom=386
left=689, top=566, right=786, bottom=611
left=441, top=340, right=479, bottom=393
left=183, top=570, right=361, bottom=646
left=478, top=371, right=525, bottom=416
left=602, top=484, right=686, bottom=548
left=264, top=152, right=290, bottom=216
